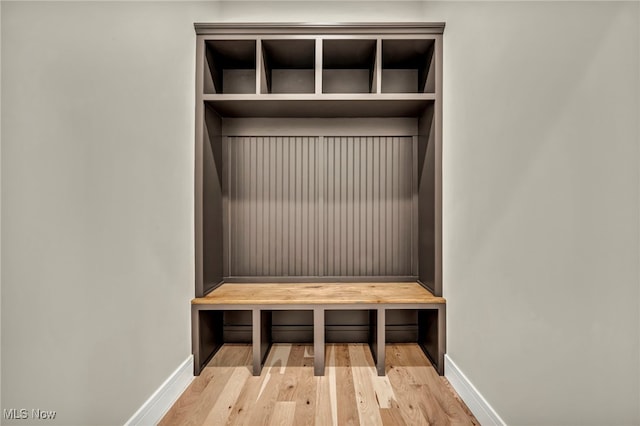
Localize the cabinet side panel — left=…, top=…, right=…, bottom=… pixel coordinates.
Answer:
left=195, top=38, right=205, bottom=297
left=417, top=104, right=436, bottom=293
left=202, top=107, right=223, bottom=294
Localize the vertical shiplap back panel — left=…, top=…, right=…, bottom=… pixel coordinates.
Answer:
left=229, top=136, right=319, bottom=276
left=324, top=136, right=413, bottom=276
left=228, top=135, right=413, bottom=277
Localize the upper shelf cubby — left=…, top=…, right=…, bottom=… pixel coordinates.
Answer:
left=382, top=39, right=435, bottom=93
left=196, top=24, right=445, bottom=117
left=204, top=40, right=257, bottom=94
left=322, top=39, right=377, bottom=94
left=261, top=39, right=316, bottom=94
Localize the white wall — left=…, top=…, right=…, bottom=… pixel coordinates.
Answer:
left=0, top=2, right=219, bottom=424
left=1, top=1, right=638, bottom=425
left=0, top=0, right=3, bottom=418
left=433, top=2, right=640, bottom=425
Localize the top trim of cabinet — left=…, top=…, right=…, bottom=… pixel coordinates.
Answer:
left=194, top=22, right=445, bottom=35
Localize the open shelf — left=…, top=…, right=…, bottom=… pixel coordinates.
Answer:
left=204, top=95, right=433, bottom=118
left=322, top=39, right=377, bottom=94
left=382, top=39, right=434, bottom=93
left=261, top=39, right=316, bottom=94
left=204, top=40, right=257, bottom=94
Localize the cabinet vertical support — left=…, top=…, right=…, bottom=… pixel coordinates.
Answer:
left=192, top=307, right=224, bottom=376
left=314, top=308, right=325, bottom=376
left=315, top=38, right=323, bottom=94
left=252, top=309, right=272, bottom=376
left=257, top=39, right=269, bottom=94
left=411, top=136, right=419, bottom=276
left=434, top=33, right=443, bottom=296
left=417, top=305, right=446, bottom=375
left=194, top=36, right=205, bottom=298
left=437, top=305, right=446, bottom=375
left=255, top=39, right=262, bottom=94
left=375, top=38, right=382, bottom=94
left=192, top=306, right=201, bottom=375
left=368, top=308, right=386, bottom=376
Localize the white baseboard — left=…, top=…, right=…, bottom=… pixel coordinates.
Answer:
left=445, top=354, right=507, bottom=426
left=124, top=355, right=194, bottom=426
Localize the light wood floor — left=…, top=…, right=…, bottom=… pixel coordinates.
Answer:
left=160, top=343, right=478, bottom=426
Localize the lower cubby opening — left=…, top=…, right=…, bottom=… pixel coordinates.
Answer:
left=386, top=309, right=419, bottom=342
left=271, top=310, right=314, bottom=343
left=386, top=308, right=442, bottom=369
left=213, top=308, right=427, bottom=342
left=222, top=310, right=253, bottom=342
left=325, top=309, right=374, bottom=343
left=220, top=309, right=420, bottom=344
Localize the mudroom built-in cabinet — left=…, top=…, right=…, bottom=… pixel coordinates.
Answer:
left=192, top=23, right=445, bottom=376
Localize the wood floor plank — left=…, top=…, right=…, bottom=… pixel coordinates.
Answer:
left=371, top=374, right=397, bottom=409
left=161, top=343, right=479, bottom=426
left=179, top=367, right=235, bottom=426
left=334, top=345, right=360, bottom=426
left=304, top=346, right=314, bottom=358
left=386, top=370, right=430, bottom=425
left=269, top=401, right=296, bottom=426
left=380, top=405, right=408, bottom=426
left=387, top=344, right=474, bottom=425
left=267, top=344, right=292, bottom=374
left=225, top=374, right=265, bottom=425
left=348, top=344, right=384, bottom=426
left=290, top=353, right=317, bottom=426
left=277, top=345, right=306, bottom=401
left=245, top=345, right=293, bottom=426
left=315, top=375, right=334, bottom=426
left=160, top=345, right=252, bottom=426
left=441, top=377, right=482, bottom=426
left=207, top=344, right=253, bottom=367
left=271, top=344, right=317, bottom=424
left=158, top=366, right=216, bottom=426
left=318, top=344, right=339, bottom=426
left=386, top=345, right=440, bottom=425
left=202, top=367, right=251, bottom=425
left=385, top=347, right=430, bottom=426
left=247, top=371, right=284, bottom=426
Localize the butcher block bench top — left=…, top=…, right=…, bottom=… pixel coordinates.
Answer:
left=192, top=282, right=445, bottom=305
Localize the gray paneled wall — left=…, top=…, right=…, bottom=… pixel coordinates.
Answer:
left=226, top=135, right=415, bottom=277
left=227, top=136, right=320, bottom=276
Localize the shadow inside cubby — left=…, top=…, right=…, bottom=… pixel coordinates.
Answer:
left=204, top=40, right=257, bottom=94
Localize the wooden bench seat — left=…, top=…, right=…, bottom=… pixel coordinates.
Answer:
left=191, top=282, right=446, bottom=377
